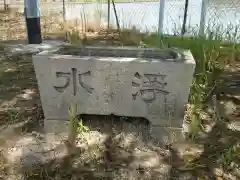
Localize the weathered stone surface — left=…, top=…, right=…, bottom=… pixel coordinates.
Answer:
left=4, top=40, right=66, bottom=55
left=33, top=46, right=195, bottom=129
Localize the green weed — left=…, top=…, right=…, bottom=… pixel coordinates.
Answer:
left=68, top=103, right=79, bottom=146
left=68, top=103, right=89, bottom=146
left=218, top=143, right=240, bottom=167
left=65, top=29, right=83, bottom=45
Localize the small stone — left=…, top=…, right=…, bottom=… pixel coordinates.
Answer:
left=76, top=131, right=107, bottom=149
left=230, top=162, right=238, bottom=169
left=130, top=149, right=164, bottom=169
left=223, top=173, right=237, bottom=180
left=227, top=121, right=240, bottom=132
left=171, top=141, right=204, bottom=158
left=152, top=164, right=172, bottom=177
left=199, top=111, right=211, bottom=121
left=220, top=100, right=237, bottom=117
left=213, top=167, right=224, bottom=177
left=203, top=122, right=216, bottom=133
left=177, top=172, right=194, bottom=180
left=233, top=168, right=240, bottom=178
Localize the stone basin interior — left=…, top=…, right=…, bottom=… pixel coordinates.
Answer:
left=55, top=45, right=183, bottom=61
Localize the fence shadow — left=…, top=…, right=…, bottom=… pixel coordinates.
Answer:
left=167, top=61, right=240, bottom=180
left=16, top=115, right=172, bottom=180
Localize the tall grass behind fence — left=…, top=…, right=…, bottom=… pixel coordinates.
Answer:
left=205, top=0, right=240, bottom=42
left=163, top=0, right=187, bottom=35
left=161, top=0, right=240, bottom=38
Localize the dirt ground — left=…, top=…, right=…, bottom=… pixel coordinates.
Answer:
left=0, top=38, right=239, bottom=180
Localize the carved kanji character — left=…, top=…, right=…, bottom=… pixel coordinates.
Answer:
left=132, top=72, right=169, bottom=103
left=53, top=68, right=94, bottom=96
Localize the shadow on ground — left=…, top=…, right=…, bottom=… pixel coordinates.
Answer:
left=167, top=60, right=240, bottom=180
left=0, top=50, right=42, bottom=126
left=168, top=119, right=240, bottom=180
left=0, top=49, right=173, bottom=179
left=11, top=116, right=171, bottom=180
left=0, top=42, right=240, bottom=180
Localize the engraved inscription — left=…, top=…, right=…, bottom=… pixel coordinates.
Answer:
left=132, top=72, right=169, bottom=103
left=78, top=71, right=94, bottom=94
left=53, top=68, right=93, bottom=95
left=53, top=72, right=71, bottom=93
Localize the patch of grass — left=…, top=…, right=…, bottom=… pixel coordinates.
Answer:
left=6, top=107, right=20, bottom=123
left=187, top=108, right=202, bottom=141
left=68, top=103, right=89, bottom=147
left=218, top=143, right=240, bottom=167
left=0, top=150, right=8, bottom=178
left=68, top=103, right=79, bottom=147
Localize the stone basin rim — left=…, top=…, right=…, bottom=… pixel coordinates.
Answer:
left=37, top=45, right=190, bottom=62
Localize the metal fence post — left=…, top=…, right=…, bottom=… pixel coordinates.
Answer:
left=24, top=0, right=42, bottom=44
left=107, top=0, right=110, bottom=28
left=199, top=0, right=209, bottom=37
left=63, top=0, right=66, bottom=21
left=4, top=0, right=10, bottom=11
left=181, top=0, right=189, bottom=35
left=158, top=0, right=166, bottom=36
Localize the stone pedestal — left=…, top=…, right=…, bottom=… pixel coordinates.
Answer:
left=33, top=45, right=195, bottom=144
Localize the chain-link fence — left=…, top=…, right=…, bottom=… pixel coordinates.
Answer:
left=0, top=0, right=240, bottom=40
left=161, top=0, right=240, bottom=38
left=205, top=0, right=240, bottom=40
